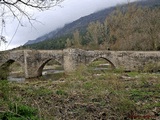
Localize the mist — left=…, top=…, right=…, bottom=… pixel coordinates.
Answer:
left=0, top=0, right=138, bottom=50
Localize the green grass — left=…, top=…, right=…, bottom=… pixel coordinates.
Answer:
left=0, top=104, right=38, bottom=120
left=0, top=66, right=160, bottom=119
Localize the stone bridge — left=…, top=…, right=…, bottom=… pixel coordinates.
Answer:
left=0, top=48, right=160, bottom=78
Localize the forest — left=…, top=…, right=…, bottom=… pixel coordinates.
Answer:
left=23, top=4, right=160, bottom=51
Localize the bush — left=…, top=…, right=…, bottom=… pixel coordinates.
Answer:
left=0, top=80, right=10, bottom=100
left=143, top=62, right=160, bottom=72
left=0, top=68, right=9, bottom=80
left=0, top=104, right=38, bottom=120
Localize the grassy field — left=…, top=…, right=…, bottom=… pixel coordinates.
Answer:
left=0, top=65, right=160, bottom=120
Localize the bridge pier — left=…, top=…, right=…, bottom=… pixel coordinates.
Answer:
left=63, top=49, right=78, bottom=73
left=24, top=50, right=42, bottom=78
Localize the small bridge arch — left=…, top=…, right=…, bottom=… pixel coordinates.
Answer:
left=89, top=57, right=116, bottom=69
left=0, top=59, right=25, bottom=79
left=0, top=59, right=24, bottom=70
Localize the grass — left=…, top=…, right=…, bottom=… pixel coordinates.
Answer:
left=0, top=65, right=160, bottom=119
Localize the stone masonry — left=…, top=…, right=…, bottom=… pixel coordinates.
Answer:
left=0, top=48, right=160, bottom=78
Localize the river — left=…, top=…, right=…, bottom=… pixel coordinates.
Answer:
left=7, top=61, right=111, bottom=82
left=8, top=69, right=65, bottom=82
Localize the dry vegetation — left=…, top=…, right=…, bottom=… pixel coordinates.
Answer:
left=68, top=5, right=160, bottom=51
left=107, top=5, right=160, bottom=50
left=0, top=65, right=160, bottom=119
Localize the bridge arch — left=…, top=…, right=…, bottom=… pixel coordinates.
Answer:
left=0, top=59, right=24, bottom=79
left=0, top=59, right=24, bottom=70
left=89, top=57, right=116, bottom=69
left=37, top=58, right=63, bottom=76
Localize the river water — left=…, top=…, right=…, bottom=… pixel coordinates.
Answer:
left=8, top=69, right=64, bottom=82
left=7, top=63, right=111, bottom=82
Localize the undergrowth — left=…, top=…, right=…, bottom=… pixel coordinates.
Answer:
left=0, top=65, right=160, bottom=119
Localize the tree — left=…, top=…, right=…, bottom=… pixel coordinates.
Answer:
left=85, top=21, right=103, bottom=49
left=99, top=21, right=110, bottom=50
left=65, top=38, right=72, bottom=48
left=107, top=5, right=160, bottom=50
left=0, top=0, right=64, bottom=21
left=0, top=0, right=64, bottom=46
left=73, top=30, right=82, bottom=48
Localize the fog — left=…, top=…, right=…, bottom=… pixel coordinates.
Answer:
left=0, top=0, right=138, bottom=50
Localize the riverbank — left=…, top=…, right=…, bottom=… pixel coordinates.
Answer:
left=0, top=66, right=160, bottom=119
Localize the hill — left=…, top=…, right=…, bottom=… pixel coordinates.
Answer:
left=25, top=6, right=115, bottom=45
left=23, top=0, right=160, bottom=50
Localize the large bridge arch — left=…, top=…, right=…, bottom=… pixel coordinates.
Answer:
left=37, top=58, right=63, bottom=77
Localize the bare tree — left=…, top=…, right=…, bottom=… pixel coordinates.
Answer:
left=73, top=30, right=82, bottom=48
left=0, top=0, right=64, bottom=22
left=0, top=0, right=64, bottom=46
left=107, top=5, right=160, bottom=51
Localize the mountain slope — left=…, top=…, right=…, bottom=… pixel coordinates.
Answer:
left=25, top=6, right=115, bottom=45
left=24, top=0, right=160, bottom=45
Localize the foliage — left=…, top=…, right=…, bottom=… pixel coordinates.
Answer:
left=56, top=89, right=67, bottom=96
left=107, top=5, right=160, bottom=50
left=23, top=34, right=72, bottom=50
left=23, top=4, right=160, bottom=51
left=0, top=80, right=39, bottom=120
left=143, top=62, right=160, bottom=72
left=0, top=68, right=9, bottom=80
left=0, top=80, right=10, bottom=100
left=72, top=30, right=82, bottom=48
left=0, top=104, right=38, bottom=120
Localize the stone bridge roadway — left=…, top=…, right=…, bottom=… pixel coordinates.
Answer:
left=0, top=49, right=160, bottom=78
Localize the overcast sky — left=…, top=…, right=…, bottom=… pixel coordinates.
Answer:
left=0, top=0, right=138, bottom=51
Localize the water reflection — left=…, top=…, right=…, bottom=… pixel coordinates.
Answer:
left=42, top=69, right=64, bottom=75
left=8, top=76, right=25, bottom=82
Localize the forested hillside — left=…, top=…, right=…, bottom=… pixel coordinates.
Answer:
left=24, top=6, right=115, bottom=45
left=23, top=0, right=160, bottom=50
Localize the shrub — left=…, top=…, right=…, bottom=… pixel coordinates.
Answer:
left=0, top=68, right=9, bottom=80
left=0, top=80, right=10, bottom=100
left=143, top=62, right=160, bottom=73
left=0, top=104, right=38, bottom=120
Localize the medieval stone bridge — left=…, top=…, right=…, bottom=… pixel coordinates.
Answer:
left=0, top=48, right=160, bottom=78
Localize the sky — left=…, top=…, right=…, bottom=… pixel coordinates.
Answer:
left=0, top=0, right=138, bottom=51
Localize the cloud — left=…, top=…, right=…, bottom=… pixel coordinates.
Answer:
left=1, top=0, right=138, bottom=51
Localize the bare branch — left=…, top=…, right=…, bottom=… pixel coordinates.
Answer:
left=0, top=0, right=64, bottom=47
left=0, top=0, right=64, bottom=25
